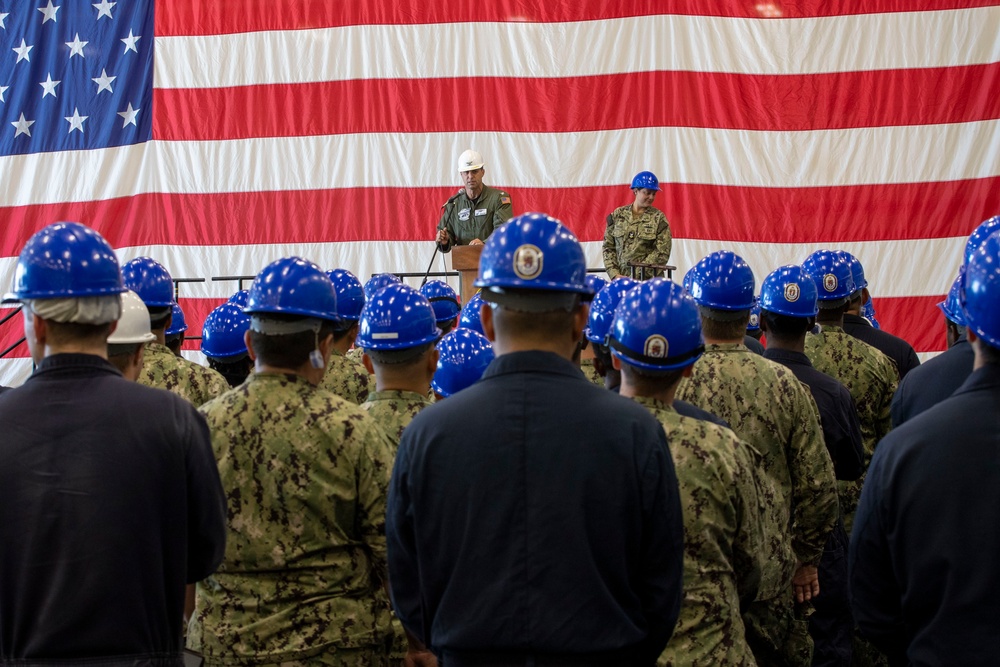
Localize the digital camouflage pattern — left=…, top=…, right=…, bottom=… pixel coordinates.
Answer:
left=346, top=346, right=368, bottom=368
left=319, top=348, right=373, bottom=405
left=580, top=357, right=603, bottom=386
left=805, top=325, right=897, bottom=534
left=138, top=341, right=228, bottom=407
left=602, top=205, right=672, bottom=279
left=361, top=389, right=434, bottom=454
left=676, top=344, right=838, bottom=600
left=188, top=372, right=396, bottom=664
left=631, top=396, right=763, bottom=667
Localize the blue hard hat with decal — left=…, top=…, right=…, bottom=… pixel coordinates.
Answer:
left=244, top=256, right=339, bottom=322
left=747, top=296, right=762, bottom=331
left=760, top=265, right=820, bottom=318
left=431, top=328, right=495, bottom=398
left=122, top=256, right=175, bottom=308
left=961, top=230, right=1000, bottom=347
left=474, top=213, right=591, bottom=294
left=630, top=171, right=660, bottom=191
left=420, top=280, right=462, bottom=323
left=201, top=303, right=251, bottom=359
left=688, top=251, right=756, bottom=311
left=356, top=283, right=441, bottom=351
left=802, top=250, right=855, bottom=302
left=4, top=222, right=125, bottom=302
left=585, top=278, right=638, bottom=344
left=607, top=279, right=704, bottom=372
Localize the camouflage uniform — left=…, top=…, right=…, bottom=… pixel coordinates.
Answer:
left=602, top=205, right=672, bottom=279
left=580, top=357, right=603, bottom=386
left=361, top=389, right=434, bottom=454
left=319, top=348, right=373, bottom=405
left=346, top=346, right=367, bottom=366
left=804, top=325, right=897, bottom=534
left=630, top=397, right=762, bottom=667
left=189, top=372, right=396, bottom=665
left=676, top=343, right=838, bottom=667
left=138, top=341, right=228, bottom=407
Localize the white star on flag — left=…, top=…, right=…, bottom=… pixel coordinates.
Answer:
left=66, top=33, right=88, bottom=58
left=11, top=114, right=34, bottom=138
left=0, top=12, right=9, bottom=29
left=0, top=86, right=8, bottom=103
left=65, top=108, right=88, bottom=134
left=92, top=68, right=116, bottom=94
left=121, top=29, right=140, bottom=54
left=118, top=103, right=140, bottom=128
left=39, top=74, right=61, bottom=98
left=13, top=39, right=33, bottom=63
left=37, top=1, right=61, bottom=24
left=93, top=0, right=116, bottom=20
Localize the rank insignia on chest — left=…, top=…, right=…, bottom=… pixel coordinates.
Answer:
left=458, top=208, right=471, bottom=221
left=639, top=222, right=658, bottom=237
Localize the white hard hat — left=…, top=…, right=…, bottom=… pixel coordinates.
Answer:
left=457, top=149, right=485, bottom=172
left=108, top=290, right=156, bottom=344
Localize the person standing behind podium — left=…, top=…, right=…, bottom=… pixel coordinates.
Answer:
left=603, top=170, right=673, bottom=279
left=435, top=149, right=514, bottom=251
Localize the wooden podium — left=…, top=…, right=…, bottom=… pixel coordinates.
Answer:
left=451, top=245, right=483, bottom=304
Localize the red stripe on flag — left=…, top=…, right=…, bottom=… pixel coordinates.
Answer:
left=156, top=1, right=1000, bottom=36
left=2, top=180, right=998, bottom=251
left=153, top=65, right=1000, bottom=140
left=0, top=294, right=954, bottom=358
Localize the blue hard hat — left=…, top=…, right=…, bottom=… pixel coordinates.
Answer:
left=585, top=278, right=639, bottom=344
left=165, top=303, right=188, bottom=336
left=681, top=265, right=700, bottom=294
left=630, top=171, right=660, bottom=191
left=688, top=251, right=756, bottom=311
left=607, top=279, right=704, bottom=372
left=747, top=297, right=762, bottom=332
left=431, top=329, right=495, bottom=398
left=420, top=280, right=461, bottom=323
left=842, top=252, right=868, bottom=291
left=228, top=289, right=250, bottom=308
left=4, top=222, right=125, bottom=302
left=363, top=273, right=402, bottom=299
left=459, top=292, right=487, bottom=335
left=356, top=283, right=441, bottom=350
left=964, top=215, right=1000, bottom=266
left=861, top=299, right=881, bottom=329
left=474, top=213, right=591, bottom=295
left=122, top=256, right=175, bottom=308
left=802, top=250, right=856, bottom=301
left=244, top=256, right=339, bottom=321
left=584, top=274, right=609, bottom=302
left=201, top=303, right=251, bottom=359
left=961, top=230, right=1000, bottom=347
left=937, top=268, right=967, bottom=327
left=327, top=269, right=365, bottom=321
left=760, top=265, right=820, bottom=318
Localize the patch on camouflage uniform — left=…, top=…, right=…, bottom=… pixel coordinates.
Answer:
left=513, top=244, right=543, bottom=280
left=500, top=196, right=511, bottom=204
left=823, top=273, right=838, bottom=293
left=644, top=334, right=668, bottom=358
left=784, top=282, right=800, bottom=302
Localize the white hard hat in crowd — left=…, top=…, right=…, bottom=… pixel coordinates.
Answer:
left=107, top=290, right=156, bottom=344
left=457, top=149, right=485, bottom=172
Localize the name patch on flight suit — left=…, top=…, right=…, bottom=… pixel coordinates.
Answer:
left=474, top=208, right=487, bottom=217
left=458, top=208, right=471, bottom=221
left=638, top=221, right=658, bottom=240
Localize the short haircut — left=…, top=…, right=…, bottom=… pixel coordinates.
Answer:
left=761, top=310, right=813, bottom=339
left=46, top=321, right=114, bottom=347
left=366, top=341, right=436, bottom=366
left=817, top=299, right=849, bottom=313
left=978, top=338, right=1000, bottom=366
left=208, top=356, right=254, bottom=388
left=147, top=305, right=172, bottom=330
left=248, top=315, right=336, bottom=369
left=492, top=303, right=578, bottom=338
left=700, top=312, right=748, bottom=341
left=620, top=362, right=686, bottom=390
left=332, top=320, right=358, bottom=343
left=592, top=342, right=613, bottom=369
left=107, top=342, right=143, bottom=358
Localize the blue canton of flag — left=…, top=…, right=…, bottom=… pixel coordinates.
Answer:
left=0, top=0, right=152, bottom=157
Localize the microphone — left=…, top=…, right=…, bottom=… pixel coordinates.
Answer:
left=441, top=189, right=463, bottom=209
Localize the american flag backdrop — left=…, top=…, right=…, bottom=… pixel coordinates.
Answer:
left=1, top=1, right=999, bottom=385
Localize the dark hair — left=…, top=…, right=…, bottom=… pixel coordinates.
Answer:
left=978, top=338, right=1000, bottom=366
left=47, top=321, right=114, bottom=346
left=761, top=310, right=813, bottom=339
left=492, top=304, right=577, bottom=338
left=620, top=362, right=686, bottom=389
left=248, top=316, right=337, bottom=368
left=700, top=313, right=748, bottom=341
left=366, top=341, right=436, bottom=366
left=147, top=305, right=171, bottom=331
left=207, top=355, right=254, bottom=387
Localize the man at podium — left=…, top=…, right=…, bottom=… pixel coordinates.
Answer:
left=435, top=149, right=514, bottom=251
